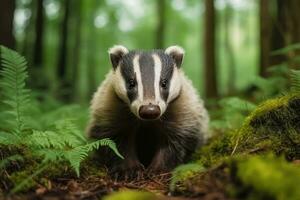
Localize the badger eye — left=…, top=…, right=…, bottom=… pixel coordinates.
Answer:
left=128, top=79, right=136, bottom=89
left=161, top=79, right=167, bottom=89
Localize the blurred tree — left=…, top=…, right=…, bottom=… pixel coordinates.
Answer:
left=260, top=0, right=300, bottom=76
left=269, top=0, right=285, bottom=67
left=71, top=0, right=83, bottom=99
left=20, top=1, right=35, bottom=63
left=274, top=0, right=300, bottom=69
left=87, top=0, right=100, bottom=98
left=156, top=0, right=165, bottom=49
left=57, top=0, right=71, bottom=100
left=204, top=0, right=218, bottom=98
left=0, top=0, right=16, bottom=50
left=259, top=0, right=271, bottom=77
left=33, top=0, right=45, bottom=68
left=224, top=1, right=235, bottom=93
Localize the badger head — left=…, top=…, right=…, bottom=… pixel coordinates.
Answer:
left=109, top=45, right=184, bottom=120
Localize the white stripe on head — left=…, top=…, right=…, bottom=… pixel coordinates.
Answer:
left=152, top=54, right=167, bottom=115
left=152, top=54, right=162, bottom=103
left=133, top=54, right=143, bottom=102
left=113, top=68, right=130, bottom=104
left=168, top=68, right=182, bottom=103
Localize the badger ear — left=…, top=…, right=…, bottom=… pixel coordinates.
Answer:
left=108, top=45, right=129, bottom=69
left=165, top=45, right=185, bottom=68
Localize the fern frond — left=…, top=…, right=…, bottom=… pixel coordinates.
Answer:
left=64, top=139, right=123, bottom=176
left=55, top=119, right=86, bottom=147
left=0, top=46, right=30, bottom=134
left=24, top=130, right=66, bottom=149
left=290, top=69, right=300, bottom=93
left=0, top=131, right=21, bottom=145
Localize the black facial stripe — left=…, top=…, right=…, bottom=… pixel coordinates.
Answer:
left=139, top=53, right=155, bottom=100
left=157, top=52, right=174, bottom=101
left=120, top=52, right=138, bottom=102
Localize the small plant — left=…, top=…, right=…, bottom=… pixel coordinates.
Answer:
left=0, top=46, right=123, bottom=193
left=290, top=69, right=300, bottom=93
left=210, top=97, right=256, bottom=130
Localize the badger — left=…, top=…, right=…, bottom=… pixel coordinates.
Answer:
left=87, top=45, right=209, bottom=178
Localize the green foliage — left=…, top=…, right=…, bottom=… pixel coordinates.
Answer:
left=103, top=190, right=158, bottom=200
left=210, top=97, right=256, bottom=130
left=290, top=69, right=300, bottom=93
left=0, top=46, right=122, bottom=193
left=236, top=155, right=300, bottom=200
left=0, top=46, right=30, bottom=138
left=271, top=43, right=300, bottom=56
left=252, top=65, right=290, bottom=99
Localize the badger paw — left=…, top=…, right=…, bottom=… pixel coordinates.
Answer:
left=110, top=162, right=145, bottom=181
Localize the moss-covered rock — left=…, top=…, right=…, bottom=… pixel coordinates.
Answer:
left=235, top=94, right=300, bottom=160
left=103, top=190, right=159, bottom=200
left=180, top=94, right=300, bottom=199
left=194, top=94, right=300, bottom=166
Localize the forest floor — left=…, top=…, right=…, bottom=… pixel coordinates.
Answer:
left=6, top=171, right=227, bottom=200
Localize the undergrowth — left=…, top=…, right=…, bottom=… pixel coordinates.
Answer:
left=0, top=46, right=123, bottom=193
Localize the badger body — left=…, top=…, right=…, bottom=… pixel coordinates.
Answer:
left=87, top=45, right=209, bottom=176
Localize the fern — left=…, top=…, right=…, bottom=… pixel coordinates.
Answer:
left=0, top=46, right=30, bottom=135
left=210, top=97, right=256, bottom=130
left=0, top=46, right=123, bottom=192
left=290, top=69, right=300, bottom=93
left=64, top=139, right=123, bottom=176
left=26, top=120, right=123, bottom=177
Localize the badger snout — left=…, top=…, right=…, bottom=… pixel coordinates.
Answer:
left=138, top=104, right=161, bottom=120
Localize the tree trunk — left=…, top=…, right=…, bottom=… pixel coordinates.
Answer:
left=269, top=0, right=286, bottom=67
left=0, top=0, right=16, bottom=49
left=204, top=0, right=218, bottom=98
left=33, top=0, right=45, bottom=68
left=224, top=2, right=235, bottom=94
left=285, top=0, right=300, bottom=69
left=71, top=0, right=82, bottom=100
left=261, top=0, right=300, bottom=72
left=259, top=0, right=271, bottom=77
left=87, top=1, right=98, bottom=98
left=156, top=0, right=165, bottom=49
left=57, top=0, right=71, bottom=100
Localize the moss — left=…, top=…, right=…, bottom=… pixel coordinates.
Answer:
left=193, top=130, right=238, bottom=167
left=169, top=163, right=205, bottom=192
left=103, top=190, right=159, bottom=200
left=9, top=170, right=38, bottom=193
left=172, top=94, right=300, bottom=198
left=169, top=162, right=232, bottom=198
left=235, top=155, right=300, bottom=200
left=233, top=94, right=300, bottom=160
left=80, top=156, right=108, bottom=177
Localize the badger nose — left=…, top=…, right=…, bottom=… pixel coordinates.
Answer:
left=139, top=104, right=161, bottom=120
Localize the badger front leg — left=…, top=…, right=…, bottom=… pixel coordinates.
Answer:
left=110, top=135, right=145, bottom=180
left=87, top=124, right=144, bottom=179
left=148, top=135, right=200, bottom=172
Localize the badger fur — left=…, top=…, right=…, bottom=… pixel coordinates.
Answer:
left=87, top=45, right=209, bottom=177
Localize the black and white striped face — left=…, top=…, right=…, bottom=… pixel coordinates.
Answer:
left=110, top=45, right=184, bottom=120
